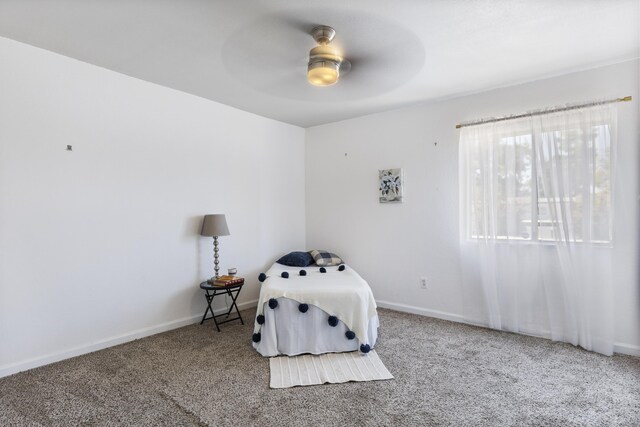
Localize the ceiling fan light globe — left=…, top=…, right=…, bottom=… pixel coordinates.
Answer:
left=307, top=61, right=339, bottom=86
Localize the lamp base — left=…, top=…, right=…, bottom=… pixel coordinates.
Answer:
left=213, top=236, right=220, bottom=280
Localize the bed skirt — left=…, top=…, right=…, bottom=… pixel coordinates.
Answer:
left=252, top=297, right=379, bottom=357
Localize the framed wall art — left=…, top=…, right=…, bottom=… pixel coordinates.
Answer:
left=379, top=168, right=403, bottom=203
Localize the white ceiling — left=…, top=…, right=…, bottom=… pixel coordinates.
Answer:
left=0, top=0, right=638, bottom=127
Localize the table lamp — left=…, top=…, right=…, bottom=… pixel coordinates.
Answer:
left=200, top=214, right=230, bottom=280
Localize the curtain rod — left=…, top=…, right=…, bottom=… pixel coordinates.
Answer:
left=455, top=96, right=632, bottom=129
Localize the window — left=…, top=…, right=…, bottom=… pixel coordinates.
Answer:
left=535, top=125, right=612, bottom=243
left=461, top=110, right=614, bottom=244
left=468, top=133, right=533, bottom=240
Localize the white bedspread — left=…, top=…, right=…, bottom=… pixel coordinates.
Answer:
left=254, top=263, right=377, bottom=345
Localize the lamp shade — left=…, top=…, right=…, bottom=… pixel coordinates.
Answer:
left=200, top=214, right=230, bottom=237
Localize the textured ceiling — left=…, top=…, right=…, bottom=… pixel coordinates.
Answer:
left=0, top=0, right=638, bottom=127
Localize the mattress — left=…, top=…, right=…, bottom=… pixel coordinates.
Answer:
left=252, top=263, right=378, bottom=357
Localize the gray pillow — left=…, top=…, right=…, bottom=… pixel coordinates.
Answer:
left=309, top=250, right=343, bottom=267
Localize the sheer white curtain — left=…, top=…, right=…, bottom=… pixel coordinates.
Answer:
left=459, top=104, right=617, bottom=355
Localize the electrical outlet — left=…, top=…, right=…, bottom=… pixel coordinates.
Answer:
left=420, top=277, right=427, bottom=289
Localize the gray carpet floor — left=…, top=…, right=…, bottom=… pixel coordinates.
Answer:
left=1, top=308, right=639, bottom=426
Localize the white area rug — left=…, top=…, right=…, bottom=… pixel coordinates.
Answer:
left=269, top=350, right=394, bottom=389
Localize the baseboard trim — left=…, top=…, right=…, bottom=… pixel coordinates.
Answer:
left=614, top=342, right=640, bottom=357
left=376, top=300, right=465, bottom=323
left=376, top=300, right=640, bottom=357
left=0, top=299, right=258, bottom=379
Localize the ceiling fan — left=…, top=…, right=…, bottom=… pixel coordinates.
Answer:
left=221, top=14, right=424, bottom=99
left=307, top=25, right=351, bottom=86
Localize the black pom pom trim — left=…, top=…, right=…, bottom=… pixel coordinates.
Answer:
left=345, top=330, right=356, bottom=340
left=258, top=273, right=267, bottom=282
left=328, top=316, right=338, bottom=327
left=319, top=267, right=327, bottom=273
left=299, top=303, right=309, bottom=313
left=268, top=298, right=278, bottom=309
left=281, top=271, right=289, bottom=279
left=299, top=269, right=307, bottom=276
left=256, top=314, right=265, bottom=325
left=360, top=344, right=371, bottom=353
left=338, top=264, right=346, bottom=271
left=252, top=333, right=261, bottom=343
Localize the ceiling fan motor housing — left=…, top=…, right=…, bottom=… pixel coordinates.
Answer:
left=311, top=25, right=336, bottom=45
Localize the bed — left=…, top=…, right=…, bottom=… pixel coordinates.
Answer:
left=252, top=260, right=378, bottom=357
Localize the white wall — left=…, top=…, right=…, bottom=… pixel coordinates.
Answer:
left=306, top=60, right=640, bottom=354
left=0, top=37, right=305, bottom=376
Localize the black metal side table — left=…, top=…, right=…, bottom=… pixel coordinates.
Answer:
left=199, top=280, right=244, bottom=332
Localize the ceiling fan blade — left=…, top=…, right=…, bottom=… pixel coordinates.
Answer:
left=276, top=16, right=319, bottom=37
left=339, top=58, right=351, bottom=76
